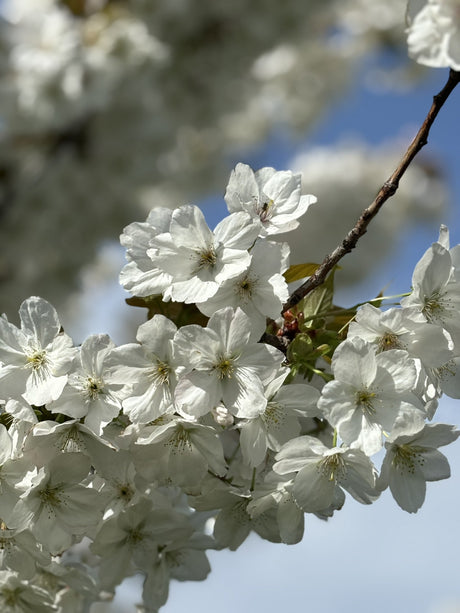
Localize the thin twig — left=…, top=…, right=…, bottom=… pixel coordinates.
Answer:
left=283, top=69, right=460, bottom=314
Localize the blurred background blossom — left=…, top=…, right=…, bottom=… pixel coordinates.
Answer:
left=0, top=0, right=446, bottom=325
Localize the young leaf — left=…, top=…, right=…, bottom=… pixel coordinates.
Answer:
left=297, top=268, right=336, bottom=329
left=126, top=295, right=209, bottom=327
left=283, top=263, right=319, bottom=284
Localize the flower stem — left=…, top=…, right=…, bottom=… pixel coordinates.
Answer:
left=250, top=467, right=257, bottom=491
left=332, top=428, right=338, bottom=448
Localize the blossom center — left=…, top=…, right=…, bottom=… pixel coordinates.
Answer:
left=0, top=536, right=13, bottom=554
left=126, top=527, right=146, bottom=546
left=196, top=246, right=217, bottom=271
left=378, top=332, right=404, bottom=352
left=422, top=290, right=451, bottom=324
left=391, top=444, right=427, bottom=474
left=117, top=482, right=135, bottom=502
left=58, top=425, right=84, bottom=452
left=355, top=389, right=377, bottom=416
left=213, top=355, right=235, bottom=379
left=433, top=359, right=456, bottom=382
left=166, top=550, right=184, bottom=568
left=167, top=426, right=192, bottom=454
left=255, top=195, right=275, bottom=222
left=230, top=499, right=250, bottom=525
left=39, top=485, right=63, bottom=510
left=263, top=401, right=284, bottom=429
left=0, top=523, right=14, bottom=554
left=2, top=588, right=21, bottom=606
left=236, top=274, right=258, bottom=302
left=317, top=453, right=346, bottom=482
left=26, top=349, right=48, bottom=371
left=152, top=359, right=171, bottom=385
left=85, top=376, right=105, bottom=400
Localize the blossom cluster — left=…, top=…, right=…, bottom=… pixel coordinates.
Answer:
left=0, top=162, right=458, bottom=612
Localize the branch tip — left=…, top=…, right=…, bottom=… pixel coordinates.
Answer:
left=283, top=69, right=460, bottom=315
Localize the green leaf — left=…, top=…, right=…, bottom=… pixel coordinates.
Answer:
left=0, top=409, right=13, bottom=429
left=286, top=333, right=314, bottom=364
left=283, top=262, right=319, bottom=284
left=126, top=295, right=209, bottom=328
left=297, top=268, right=336, bottom=329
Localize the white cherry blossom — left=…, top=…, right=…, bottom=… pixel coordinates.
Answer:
left=239, top=368, right=320, bottom=467
left=378, top=413, right=460, bottom=512
left=0, top=527, right=50, bottom=580
left=147, top=205, right=259, bottom=304
left=0, top=297, right=75, bottom=406
left=318, top=337, right=421, bottom=455
left=90, top=497, right=193, bottom=593
left=173, top=307, right=284, bottom=418
left=0, top=570, right=57, bottom=613
left=109, top=315, right=181, bottom=425
left=401, top=237, right=460, bottom=348
left=224, top=163, right=316, bottom=236
left=196, top=239, right=290, bottom=338
left=407, top=0, right=460, bottom=70
left=430, top=355, right=460, bottom=398
left=48, top=334, right=131, bottom=435
left=134, top=419, right=227, bottom=488
left=248, top=473, right=305, bottom=544
left=11, top=453, right=103, bottom=555
left=348, top=303, right=453, bottom=368
left=273, top=436, right=378, bottom=513
left=119, top=208, right=173, bottom=298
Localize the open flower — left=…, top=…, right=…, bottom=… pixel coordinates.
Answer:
left=109, top=315, right=181, bottom=425
left=239, top=368, right=320, bottom=467
left=377, top=413, right=459, bottom=512
left=224, top=163, right=316, bottom=236
left=401, top=236, right=460, bottom=348
left=90, top=497, right=193, bottom=593
left=133, top=418, right=227, bottom=488
left=49, top=334, right=131, bottom=435
left=273, top=435, right=378, bottom=513
left=318, top=337, right=421, bottom=455
left=119, top=208, right=173, bottom=297
left=173, top=307, right=284, bottom=418
left=248, top=472, right=305, bottom=544
left=148, top=205, right=259, bottom=304
left=196, top=239, right=290, bottom=338
left=348, top=303, right=453, bottom=368
left=0, top=570, right=56, bottom=613
left=0, top=297, right=75, bottom=406
left=11, top=453, right=103, bottom=555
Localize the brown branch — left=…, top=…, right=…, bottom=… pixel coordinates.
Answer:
left=283, top=68, right=460, bottom=314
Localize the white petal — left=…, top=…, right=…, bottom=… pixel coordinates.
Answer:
left=214, top=212, right=259, bottom=249
left=389, top=465, right=426, bottom=513
left=240, top=419, right=268, bottom=467
left=19, top=297, right=61, bottom=347
left=175, top=372, right=221, bottom=417
left=292, top=462, right=336, bottom=512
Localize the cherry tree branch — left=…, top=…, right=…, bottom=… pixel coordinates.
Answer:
left=283, top=68, right=460, bottom=315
